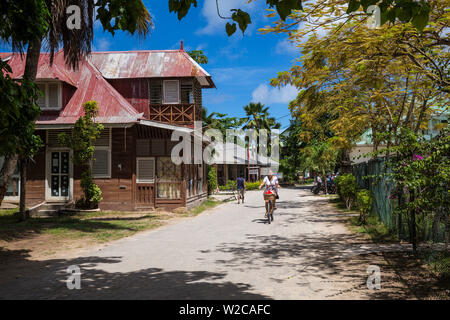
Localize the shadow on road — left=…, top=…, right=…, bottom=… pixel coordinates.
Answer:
left=0, top=248, right=270, bottom=300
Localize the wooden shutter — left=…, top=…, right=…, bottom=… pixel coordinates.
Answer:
left=163, top=80, right=179, bottom=104
left=94, top=129, right=110, bottom=147
left=92, top=149, right=110, bottom=177
left=137, top=158, right=155, bottom=182
left=149, top=80, right=162, bottom=104
left=180, top=80, right=193, bottom=104
left=48, top=83, right=59, bottom=108
left=47, top=129, right=71, bottom=147
left=37, top=83, right=46, bottom=107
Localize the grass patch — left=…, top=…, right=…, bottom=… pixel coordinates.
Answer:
left=181, top=199, right=221, bottom=217
left=348, top=215, right=398, bottom=243
left=0, top=209, right=170, bottom=243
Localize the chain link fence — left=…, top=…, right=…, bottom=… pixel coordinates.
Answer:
left=352, top=158, right=446, bottom=243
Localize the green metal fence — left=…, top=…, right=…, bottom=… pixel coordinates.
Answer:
left=352, top=158, right=446, bottom=243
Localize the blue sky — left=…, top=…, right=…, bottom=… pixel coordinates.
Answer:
left=1, top=0, right=299, bottom=129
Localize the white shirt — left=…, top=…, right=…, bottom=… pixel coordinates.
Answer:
left=263, top=176, right=278, bottom=190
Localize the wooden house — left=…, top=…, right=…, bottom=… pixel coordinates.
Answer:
left=1, top=44, right=215, bottom=211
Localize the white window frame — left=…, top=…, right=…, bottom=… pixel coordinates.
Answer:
left=136, top=157, right=156, bottom=183
left=37, top=81, right=62, bottom=110
left=163, top=80, right=180, bottom=104
left=92, top=128, right=112, bottom=179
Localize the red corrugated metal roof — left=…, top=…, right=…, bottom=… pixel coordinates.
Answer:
left=89, top=50, right=215, bottom=88
left=4, top=51, right=142, bottom=124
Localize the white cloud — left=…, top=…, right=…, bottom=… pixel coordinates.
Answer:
left=275, top=38, right=299, bottom=55
left=251, top=84, right=298, bottom=104
left=95, top=38, right=111, bottom=51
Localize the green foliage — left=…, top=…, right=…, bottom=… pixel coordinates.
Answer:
left=207, top=166, right=218, bottom=195
left=356, top=189, right=374, bottom=225
left=79, top=170, right=103, bottom=209
left=59, top=101, right=104, bottom=209
left=219, top=180, right=236, bottom=191
left=0, top=60, right=42, bottom=158
left=381, top=128, right=450, bottom=252
left=246, top=180, right=262, bottom=191
left=335, top=173, right=358, bottom=209
left=424, top=251, right=450, bottom=281
left=96, top=0, right=153, bottom=36
left=0, top=0, right=49, bottom=52
left=187, top=50, right=208, bottom=64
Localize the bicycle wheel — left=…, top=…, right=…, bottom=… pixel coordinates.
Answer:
left=270, top=201, right=274, bottom=222
left=267, top=201, right=271, bottom=224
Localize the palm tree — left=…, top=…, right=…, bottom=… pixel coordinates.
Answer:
left=0, top=0, right=153, bottom=218
left=242, top=102, right=281, bottom=175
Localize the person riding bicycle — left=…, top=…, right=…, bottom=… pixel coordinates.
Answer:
left=236, top=175, right=246, bottom=204
left=259, top=170, right=280, bottom=217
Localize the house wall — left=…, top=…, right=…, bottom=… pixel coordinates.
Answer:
left=108, top=79, right=149, bottom=118
left=73, top=127, right=137, bottom=211
left=107, top=77, right=203, bottom=125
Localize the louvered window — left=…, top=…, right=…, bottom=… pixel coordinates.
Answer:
left=36, top=82, right=62, bottom=110
left=180, top=80, right=193, bottom=104
left=47, top=129, right=72, bottom=147
left=163, top=80, right=179, bottom=104
left=92, top=149, right=111, bottom=178
left=94, top=129, right=111, bottom=146
left=137, top=157, right=155, bottom=183
left=149, top=80, right=162, bottom=104
left=92, top=129, right=111, bottom=178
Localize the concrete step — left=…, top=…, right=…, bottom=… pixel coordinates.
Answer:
left=33, top=209, right=59, bottom=218
left=29, top=203, right=68, bottom=218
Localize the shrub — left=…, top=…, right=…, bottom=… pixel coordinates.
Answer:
left=335, top=173, right=358, bottom=210
left=356, top=189, right=374, bottom=225
left=58, top=101, right=104, bottom=209
left=79, top=170, right=103, bottom=209
left=207, top=166, right=218, bottom=195
left=246, top=180, right=262, bottom=190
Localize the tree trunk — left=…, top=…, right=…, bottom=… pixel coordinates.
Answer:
left=409, top=191, right=418, bottom=254
left=445, top=213, right=450, bottom=251
left=17, top=37, right=43, bottom=219
left=0, top=154, right=19, bottom=205
left=18, top=159, right=27, bottom=221
left=0, top=37, right=42, bottom=207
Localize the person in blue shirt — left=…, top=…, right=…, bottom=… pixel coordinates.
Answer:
left=236, top=176, right=246, bottom=204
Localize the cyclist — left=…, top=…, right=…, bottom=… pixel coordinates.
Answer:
left=259, top=170, right=280, bottom=218
left=236, top=175, right=246, bottom=204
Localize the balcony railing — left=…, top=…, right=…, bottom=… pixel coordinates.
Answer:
left=148, top=104, right=201, bottom=125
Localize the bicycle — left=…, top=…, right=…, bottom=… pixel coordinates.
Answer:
left=264, top=191, right=276, bottom=224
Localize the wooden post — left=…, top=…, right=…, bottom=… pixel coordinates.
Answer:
left=154, top=175, right=157, bottom=208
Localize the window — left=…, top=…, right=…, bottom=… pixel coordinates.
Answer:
left=163, top=80, right=180, bottom=104
left=149, top=80, right=162, bottom=104
left=92, top=149, right=111, bottom=178
left=92, top=128, right=111, bottom=178
left=137, top=157, right=155, bottom=183
left=180, top=80, right=193, bottom=104
left=37, top=82, right=62, bottom=110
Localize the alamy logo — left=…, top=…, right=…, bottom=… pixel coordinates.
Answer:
left=170, top=121, right=280, bottom=171
left=66, top=5, right=81, bottom=30
left=366, top=5, right=381, bottom=29
left=366, top=265, right=381, bottom=290
left=66, top=265, right=81, bottom=290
